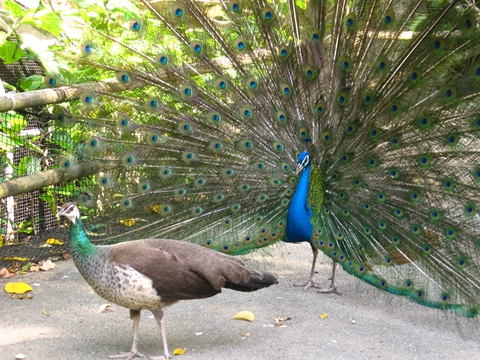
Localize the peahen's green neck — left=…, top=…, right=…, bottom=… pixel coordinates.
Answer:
left=69, top=216, right=98, bottom=257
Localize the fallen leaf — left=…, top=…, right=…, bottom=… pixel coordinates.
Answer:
left=232, top=310, right=255, bottom=322
left=45, top=238, right=64, bottom=245
left=173, top=348, right=186, bottom=355
left=30, top=264, right=40, bottom=272
left=274, top=317, right=292, bottom=326
left=4, top=282, right=33, bottom=294
left=0, top=267, right=13, bottom=278
left=21, top=263, right=31, bottom=273
left=39, top=260, right=56, bottom=271
left=97, top=303, right=113, bottom=313
left=61, top=252, right=70, bottom=260
left=42, top=309, right=51, bottom=316
left=319, top=312, right=328, bottom=319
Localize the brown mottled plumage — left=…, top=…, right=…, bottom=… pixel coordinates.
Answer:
left=57, top=202, right=277, bottom=359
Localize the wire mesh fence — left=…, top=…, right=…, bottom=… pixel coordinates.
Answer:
left=0, top=108, right=79, bottom=268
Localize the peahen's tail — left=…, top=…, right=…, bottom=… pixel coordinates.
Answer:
left=51, top=0, right=480, bottom=317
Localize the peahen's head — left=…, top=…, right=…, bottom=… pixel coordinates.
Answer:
left=297, top=151, right=310, bottom=173
left=56, top=202, right=80, bottom=224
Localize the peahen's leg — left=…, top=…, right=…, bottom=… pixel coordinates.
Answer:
left=150, top=307, right=171, bottom=360
left=294, top=244, right=320, bottom=290
left=317, top=261, right=342, bottom=295
left=109, top=309, right=145, bottom=359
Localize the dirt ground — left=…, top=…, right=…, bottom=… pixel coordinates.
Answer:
left=1, top=243, right=479, bottom=360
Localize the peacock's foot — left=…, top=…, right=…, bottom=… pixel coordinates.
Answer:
left=294, top=279, right=320, bottom=291
left=109, top=351, right=145, bottom=360
left=317, top=284, right=342, bottom=295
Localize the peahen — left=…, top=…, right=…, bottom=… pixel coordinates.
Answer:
left=56, top=202, right=278, bottom=359
left=51, top=0, right=480, bottom=318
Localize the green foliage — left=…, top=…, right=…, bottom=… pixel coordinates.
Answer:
left=15, top=218, right=40, bottom=235
left=0, top=113, right=27, bottom=152
left=2, top=0, right=23, bottom=17
left=19, top=75, right=44, bottom=91
left=22, top=8, right=62, bottom=38
left=17, top=156, right=41, bottom=176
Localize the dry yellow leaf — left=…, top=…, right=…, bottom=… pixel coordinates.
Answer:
left=42, top=309, right=51, bottom=316
left=119, top=219, right=136, bottom=227
left=0, top=267, right=13, bottom=278
left=319, top=312, right=328, bottom=319
left=232, top=310, right=255, bottom=322
left=4, top=282, right=33, bottom=294
left=0, top=234, right=3, bottom=247
left=38, top=260, right=56, bottom=271
left=173, top=348, right=186, bottom=355
left=45, top=238, right=64, bottom=245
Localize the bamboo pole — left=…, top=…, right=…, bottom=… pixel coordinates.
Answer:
left=0, top=163, right=101, bottom=200
left=0, top=50, right=268, bottom=112
left=0, top=78, right=143, bottom=112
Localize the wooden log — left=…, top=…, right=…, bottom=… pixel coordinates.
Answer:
left=0, top=79, right=144, bottom=112
left=0, top=164, right=101, bottom=200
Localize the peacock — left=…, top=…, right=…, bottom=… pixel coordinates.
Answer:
left=50, top=0, right=480, bottom=318
left=56, top=202, right=278, bottom=359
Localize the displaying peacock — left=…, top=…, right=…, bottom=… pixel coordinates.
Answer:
left=56, top=202, right=278, bottom=359
left=51, top=0, right=480, bottom=318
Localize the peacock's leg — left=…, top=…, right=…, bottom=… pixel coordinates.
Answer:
left=150, top=307, right=171, bottom=360
left=294, top=245, right=320, bottom=290
left=317, top=262, right=342, bottom=295
left=109, top=309, right=145, bottom=359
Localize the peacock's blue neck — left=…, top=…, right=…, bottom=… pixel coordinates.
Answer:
left=285, top=164, right=313, bottom=243
left=69, top=217, right=97, bottom=257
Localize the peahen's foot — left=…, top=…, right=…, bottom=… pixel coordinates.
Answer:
left=109, top=351, right=145, bottom=359
left=294, top=279, right=320, bottom=291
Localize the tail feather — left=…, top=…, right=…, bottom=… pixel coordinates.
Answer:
left=225, top=269, right=279, bottom=292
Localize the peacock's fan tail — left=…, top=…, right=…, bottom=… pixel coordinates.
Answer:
left=53, top=0, right=480, bottom=316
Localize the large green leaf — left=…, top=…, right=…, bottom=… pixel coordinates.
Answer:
left=3, top=0, right=23, bottom=18
left=50, top=130, right=74, bottom=150
left=17, top=155, right=41, bottom=176
left=19, top=75, right=43, bottom=91
left=23, top=9, right=62, bottom=38
left=0, top=42, right=27, bottom=64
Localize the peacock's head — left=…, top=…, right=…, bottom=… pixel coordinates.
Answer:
left=296, top=151, right=310, bottom=173
left=56, top=202, right=80, bottom=224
